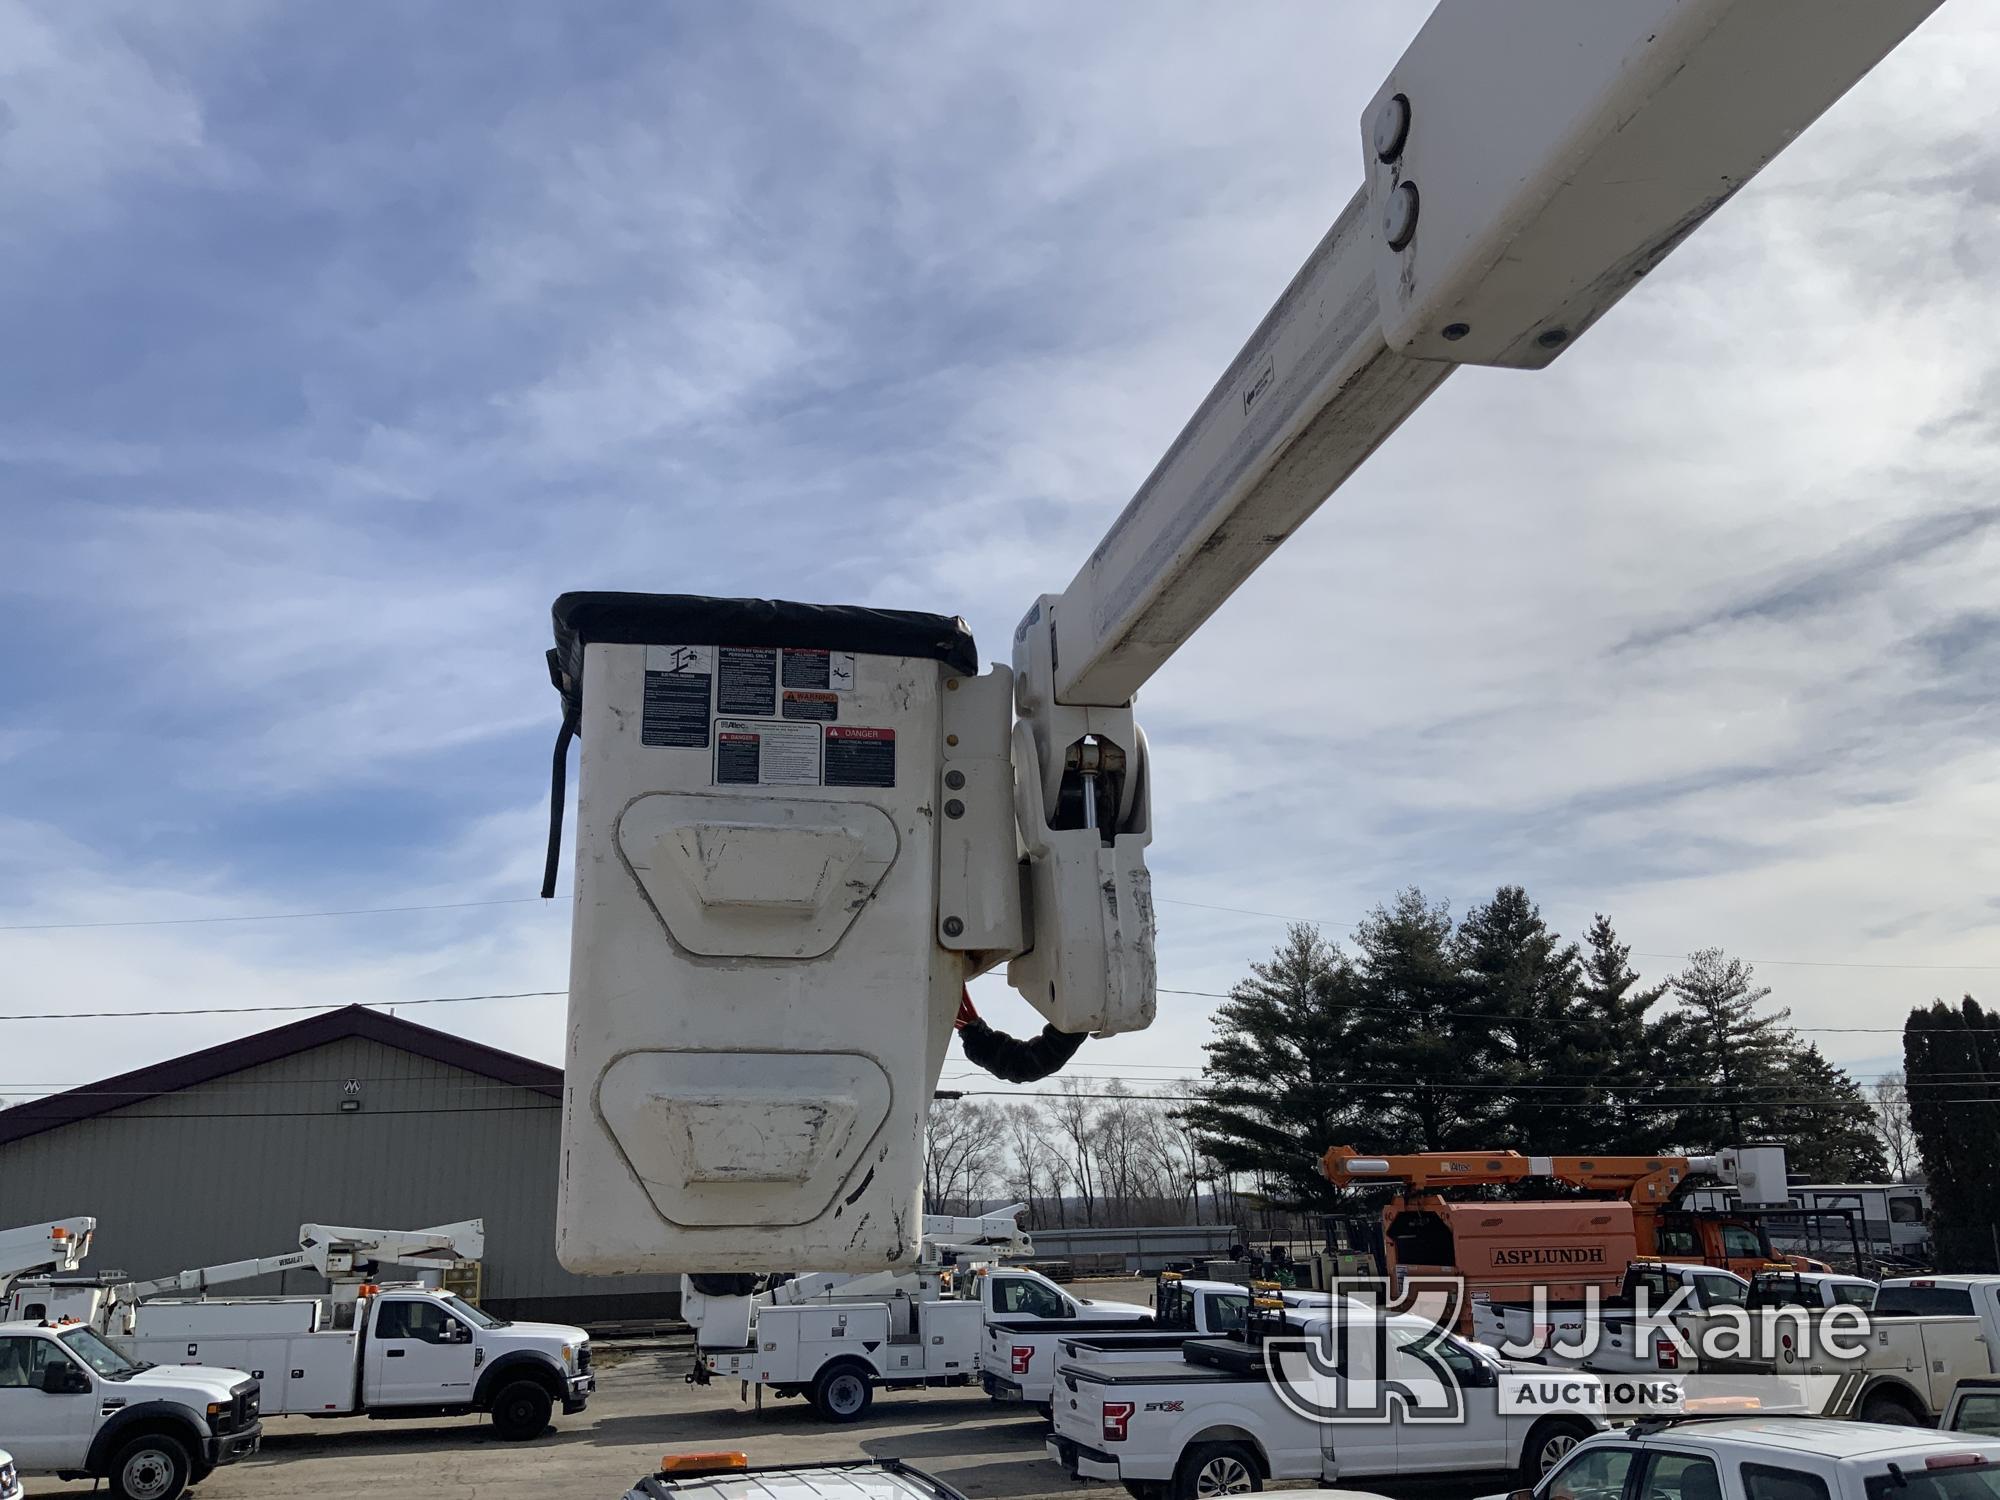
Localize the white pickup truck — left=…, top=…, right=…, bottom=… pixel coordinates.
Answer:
left=1492, top=1414, right=2000, bottom=1500
left=1946, top=1377, right=2000, bottom=1436
left=1048, top=1305, right=1606, bottom=1500
left=981, top=1276, right=1244, bottom=1414
left=110, top=1285, right=591, bottom=1440
left=0, top=1319, right=261, bottom=1500
left=1478, top=1263, right=1754, bottom=1371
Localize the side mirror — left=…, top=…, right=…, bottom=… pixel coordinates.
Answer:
left=41, top=1362, right=87, bottom=1395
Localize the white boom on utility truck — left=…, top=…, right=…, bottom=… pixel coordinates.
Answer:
left=0, top=1221, right=94, bottom=1303
left=685, top=1206, right=1127, bottom=1422
left=8, top=1220, right=591, bottom=1444
left=541, top=0, right=1944, bottom=1287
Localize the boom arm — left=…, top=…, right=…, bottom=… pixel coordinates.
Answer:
left=116, top=1219, right=484, bottom=1303
left=1003, top=0, right=1941, bottom=1044
left=0, top=1218, right=95, bottom=1297
left=1322, top=1145, right=1789, bottom=1208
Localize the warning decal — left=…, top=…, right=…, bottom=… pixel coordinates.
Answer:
left=713, top=718, right=822, bottom=786
left=824, top=726, right=896, bottom=788
left=782, top=689, right=839, bottom=722
left=782, top=648, right=857, bottom=692
left=716, top=646, right=778, bottom=716
left=642, top=644, right=713, bottom=748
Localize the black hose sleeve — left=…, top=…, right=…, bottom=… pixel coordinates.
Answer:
left=958, top=1014, right=1087, bottom=1084
left=541, top=708, right=577, bottom=900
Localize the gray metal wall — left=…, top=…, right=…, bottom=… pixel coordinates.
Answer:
left=0, top=1035, right=678, bottom=1323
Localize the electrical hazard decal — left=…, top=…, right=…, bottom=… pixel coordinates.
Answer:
left=642, top=644, right=712, bottom=748
left=713, top=718, right=822, bottom=786
left=823, top=726, right=895, bottom=788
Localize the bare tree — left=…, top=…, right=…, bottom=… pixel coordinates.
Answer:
left=1873, top=1072, right=1918, bottom=1182
left=924, top=1099, right=1006, bottom=1214
left=1001, top=1103, right=1059, bottom=1226
left=1044, top=1078, right=1103, bottom=1225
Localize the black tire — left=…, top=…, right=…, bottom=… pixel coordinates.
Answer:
left=1170, top=1441, right=1262, bottom=1500
left=1522, top=1417, right=1595, bottom=1486
left=810, top=1363, right=875, bottom=1423
left=109, top=1430, right=193, bottom=1500
left=1859, top=1391, right=1927, bottom=1427
left=491, top=1378, right=556, bottom=1441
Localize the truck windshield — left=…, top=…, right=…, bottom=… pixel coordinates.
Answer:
left=1864, top=1464, right=2000, bottom=1500
left=440, top=1293, right=506, bottom=1329
left=59, top=1326, right=141, bottom=1378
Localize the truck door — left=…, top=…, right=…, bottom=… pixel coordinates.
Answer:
left=1384, top=1328, right=1509, bottom=1474
left=0, top=1335, right=97, bottom=1471
left=989, top=1275, right=1072, bottom=1321
left=367, top=1297, right=477, bottom=1406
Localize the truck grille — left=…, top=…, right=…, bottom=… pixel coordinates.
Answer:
left=576, top=1343, right=592, bottom=1375
left=231, top=1380, right=260, bottom=1429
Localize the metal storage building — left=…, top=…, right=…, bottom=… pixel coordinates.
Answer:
left=0, top=1005, right=678, bottom=1323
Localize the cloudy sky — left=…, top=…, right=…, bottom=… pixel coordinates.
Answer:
left=4, top=2, right=1997, bottom=1116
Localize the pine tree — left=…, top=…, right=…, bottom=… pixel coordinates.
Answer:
left=1455, top=886, right=1590, bottom=1149
left=1650, top=948, right=1795, bottom=1148
left=1776, top=1043, right=1887, bottom=1180
left=1905, top=997, right=2000, bottom=1272
left=1343, top=888, right=1498, bottom=1149
left=1574, top=914, right=1671, bottom=1152
left=1184, top=924, right=1362, bottom=1209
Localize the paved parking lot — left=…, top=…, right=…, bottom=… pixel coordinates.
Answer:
left=35, top=1337, right=1076, bottom=1500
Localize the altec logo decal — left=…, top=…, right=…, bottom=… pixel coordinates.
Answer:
left=1011, top=1346, right=1033, bottom=1375
left=1492, top=1247, right=1607, bottom=1266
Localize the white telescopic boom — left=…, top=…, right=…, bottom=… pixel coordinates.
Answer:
left=1043, top=0, right=1941, bottom=710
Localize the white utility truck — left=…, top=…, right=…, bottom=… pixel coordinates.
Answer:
left=0, top=1318, right=260, bottom=1500
left=982, top=1274, right=1248, bottom=1414
left=1819, top=1276, right=2000, bottom=1426
left=10, top=1221, right=592, bottom=1442
left=1049, top=1300, right=1606, bottom=1499
left=688, top=1207, right=1065, bottom=1421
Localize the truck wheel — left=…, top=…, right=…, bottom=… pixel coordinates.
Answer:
left=1522, top=1418, right=1595, bottom=1485
left=810, top=1364, right=875, bottom=1422
left=1859, top=1391, right=1927, bottom=1427
left=1171, top=1442, right=1262, bottom=1500
left=491, top=1378, right=555, bottom=1441
left=110, top=1431, right=192, bottom=1500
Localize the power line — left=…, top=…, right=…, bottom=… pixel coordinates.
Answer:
left=951, top=1086, right=2000, bottom=1109
left=0, top=898, right=552, bottom=933
left=0, top=990, right=563, bottom=1023
left=3, top=886, right=1990, bottom=976
left=1157, top=986, right=1964, bottom=1035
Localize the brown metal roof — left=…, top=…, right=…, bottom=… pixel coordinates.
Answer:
left=0, top=1004, right=562, bottom=1147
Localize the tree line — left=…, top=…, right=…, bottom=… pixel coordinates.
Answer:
left=1182, top=886, right=1887, bottom=1211
left=925, top=882, right=1933, bottom=1237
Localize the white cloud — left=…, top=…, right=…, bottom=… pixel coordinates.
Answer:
left=3, top=3, right=1997, bottom=1111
